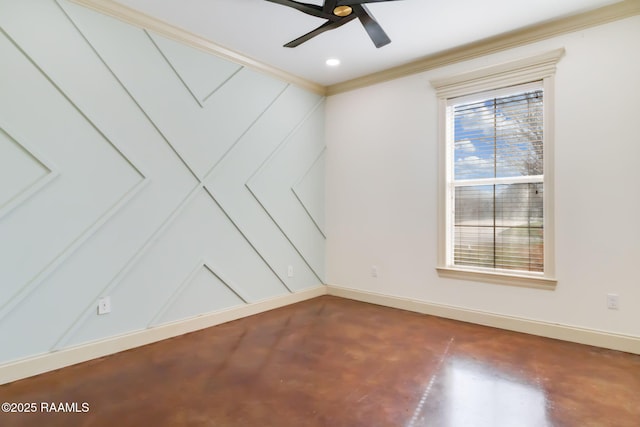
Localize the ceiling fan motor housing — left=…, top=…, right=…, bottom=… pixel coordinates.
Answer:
left=333, top=5, right=353, bottom=16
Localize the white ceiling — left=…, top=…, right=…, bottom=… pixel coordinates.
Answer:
left=112, top=0, right=622, bottom=86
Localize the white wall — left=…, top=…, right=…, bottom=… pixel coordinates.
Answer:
left=326, top=16, right=640, bottom=338
left=0, top=0, right=325, bottom=365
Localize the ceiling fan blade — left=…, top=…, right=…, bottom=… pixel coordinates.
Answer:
left=284, top=15, right=356, bottom=47
left=265, top=0, right=337, bottom=20
left=337, top=0, right=403, bottom=4
left=352, top=4, right=391, bottom=48
left=323, top=0, right=338, bottom=14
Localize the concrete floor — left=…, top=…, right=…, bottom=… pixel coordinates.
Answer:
left=1, top=295, right=639, bottom=426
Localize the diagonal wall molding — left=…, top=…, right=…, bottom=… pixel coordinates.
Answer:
left=200, top=185, right=295, bottom=295
left=203, top=84, right=324, bottom=292
left=62, top=0, right=290, bottom=181
left=146, top=30, right=243, bottom=108
left=244, top=99, right=326, bottom=282
left=150, top=260, right=248, bottom=327
left=0, top=0, right=325, bottom=370
left=51, top=183, right=204, bottom=351
left=48, top=4, right=318, bottom=353
left=0, top=125, right=59, bottom=220
left=292, top=148, right=326, bottom=237
left=0, top=22, right=148, bottom=320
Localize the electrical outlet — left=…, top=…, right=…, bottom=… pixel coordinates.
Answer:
left=98, top=296, right=111, bottom=315
left=371, top=265, right=378, bottom=278
left=606, top=293, right=619, bottom=310
left=287, top=265, right=294, bottom=278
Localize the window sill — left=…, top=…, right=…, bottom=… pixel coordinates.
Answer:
left=436, top=267, right=557, bottom=290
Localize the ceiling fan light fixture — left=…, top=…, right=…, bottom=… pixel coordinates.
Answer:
left=325, top=58, right=341, bottom=66
left=333, top=5, right=353, bottom=17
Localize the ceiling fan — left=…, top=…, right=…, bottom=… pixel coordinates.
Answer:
left=265, top=0, right=403, bottom=48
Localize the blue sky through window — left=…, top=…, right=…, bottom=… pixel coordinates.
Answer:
left=453, top=90, right=543, bottom=181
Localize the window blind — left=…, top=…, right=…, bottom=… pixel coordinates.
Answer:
left=450, top=86, right=544, bottom=273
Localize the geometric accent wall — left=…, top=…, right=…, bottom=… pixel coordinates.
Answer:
left=0, top=0, right=325, bottom=364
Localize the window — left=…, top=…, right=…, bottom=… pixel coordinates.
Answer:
left=450, top=83, right=544, bottom=272
left=432, top=49, right=563, bottom=288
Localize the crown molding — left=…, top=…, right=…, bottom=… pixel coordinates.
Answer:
left=69, top=0, right=327, bottom=95
left=326, top=0, right=640, bottom=95
left=70, top=0, right=639, bottom=97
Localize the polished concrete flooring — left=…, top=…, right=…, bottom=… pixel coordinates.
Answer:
left=1, top=296, right=639, bottom=426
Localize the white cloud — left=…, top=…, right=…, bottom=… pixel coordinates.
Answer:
left=456, top=140, right=476, bottom=153
left=456, top=155, right=494, bottom=179
left=458, top=155, right=479, bottom=163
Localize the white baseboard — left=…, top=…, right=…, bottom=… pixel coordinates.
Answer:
left=327, top=284, right=640, bottom=355
left=5, top=284, right=638, bottom=385
left=0, top=286, right=326, bottom=385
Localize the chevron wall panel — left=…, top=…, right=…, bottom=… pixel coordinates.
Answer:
left=0, top=0, right=325, bottom=366
left=0, top=128, right=54, bottom=217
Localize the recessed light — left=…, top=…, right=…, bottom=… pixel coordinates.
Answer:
left=325, top=58, right=340, bottom=67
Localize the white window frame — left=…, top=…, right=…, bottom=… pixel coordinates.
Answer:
left=431, top=49, right=564, bottom=289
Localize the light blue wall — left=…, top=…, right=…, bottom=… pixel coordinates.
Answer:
left=0, top=0, right=325, bottom=364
